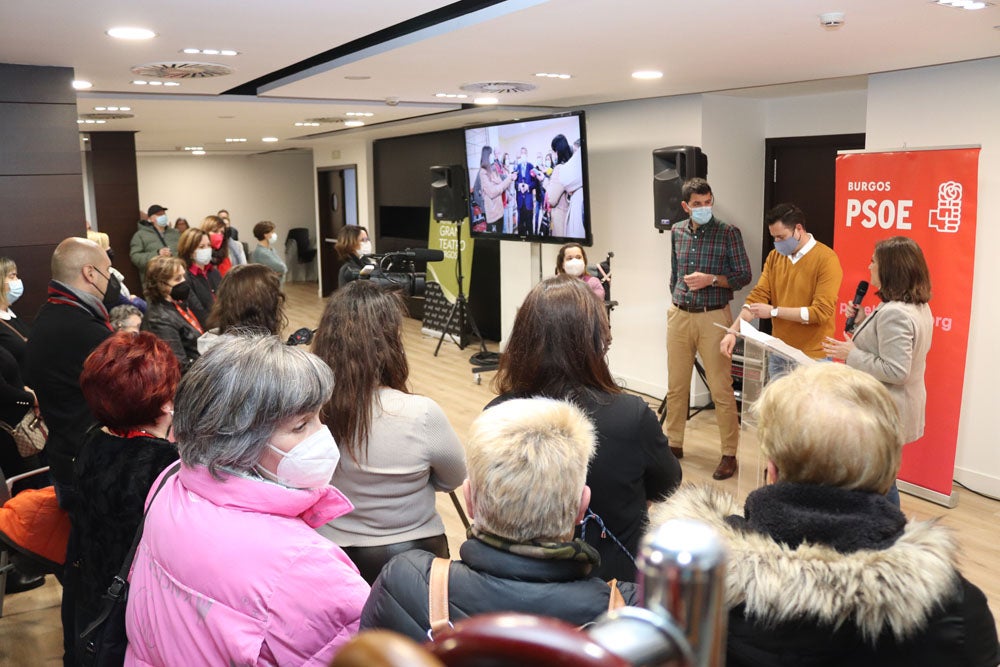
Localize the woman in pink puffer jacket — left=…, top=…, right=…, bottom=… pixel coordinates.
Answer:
left=124, top=335, right=370, bottom=666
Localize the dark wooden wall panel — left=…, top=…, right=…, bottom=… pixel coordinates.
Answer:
left=0, top=64, right=74, bottom=104
left=0, top=176, right=86, bottom=246
left=88, top=132, right=141, bottom=291
left=0, top=63, right=85, bottom=324
left=0, top=103, right=81, bottom=174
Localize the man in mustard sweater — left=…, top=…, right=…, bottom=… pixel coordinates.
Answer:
left=721, top=203, right=843, bottom=371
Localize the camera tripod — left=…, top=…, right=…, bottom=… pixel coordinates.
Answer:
left=434, top=219, right=490, bottom=361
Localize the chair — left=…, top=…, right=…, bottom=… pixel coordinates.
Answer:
left=286, top=228, right=317, bottom=281
left=0, top=466, right=69, bottom=617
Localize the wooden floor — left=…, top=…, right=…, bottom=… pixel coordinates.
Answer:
left=1, top=281, right=997, bottom=664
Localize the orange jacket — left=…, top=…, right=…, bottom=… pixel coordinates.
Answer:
left=0, top=486, right=70, bottom=566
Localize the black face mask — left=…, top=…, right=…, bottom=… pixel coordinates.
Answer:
left=102, top=273, right=121, bottom=310
left=170, top=281, right=191, bottom=302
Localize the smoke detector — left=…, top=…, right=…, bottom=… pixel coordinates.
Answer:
left=819, top=11, right=846, bottom=29
left=129, top=62, right=234, bottom=79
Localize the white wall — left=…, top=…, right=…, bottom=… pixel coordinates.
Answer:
left=765, top=89, right=868, bottom=139
left=136, top=151, right=315, bottom=253
left=866, top=57, right=1000, bottom=497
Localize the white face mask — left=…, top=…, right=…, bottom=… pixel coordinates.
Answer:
left=563, top=258, right=586, bottom=277
left=155, top=214, right=169, bottom=227
left=358, top=240, right=372, bottom=256
left=193, top=247, right=213, bottom=266
left=257, top=425, right=340, bottom=489
left=269, top=232, right=278, bottom=243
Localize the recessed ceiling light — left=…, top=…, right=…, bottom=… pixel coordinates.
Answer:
left=72, top=80, right=93, bottom=90
left=225, top=137, right=247, bottom=142
left=262, top=137, right=279, bottom=143
left=202, top=49, right=220, bottom=55
left=344, top=120, right=365, bottom=128
left=183, top=146, right=204, bottom=151
left=191, top=150, right=206, bottom=156
left=294, top=121, right=321, bottom=127
left=132, top=80, right=148, bottom=85
left=180, top=48, right=240, bottom=56
left=534, top=72, right=572, bottom=79
left=632, top=70, right=663, bottom=80
left=147, top=81, right=163, bottom=86
left=95, top=106, right=107, bottom=111
left=183, top=48, right=200, bottom=54
left=163, top=81, right=180, bottom=87
left=220, top=50, right=238, bottom=56
left=473, top=96, right=498, bottom=105
left=107, top=27, right=156, bottom=40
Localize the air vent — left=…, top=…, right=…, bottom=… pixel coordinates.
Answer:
left=130, top=62, right=234, bottom=79
left=460, top=81, right=536, bottom=94
left=79, top=112, right=134, bottom=120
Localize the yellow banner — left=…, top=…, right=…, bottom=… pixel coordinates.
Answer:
left=426, top=204, right=474, bottom=302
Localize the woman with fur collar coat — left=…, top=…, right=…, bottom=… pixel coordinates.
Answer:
left=650, top=363, right=998, bottom=667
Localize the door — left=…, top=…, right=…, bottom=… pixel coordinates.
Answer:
left=758, top=133, right=865, bottom=334
left=317, top=166, right=355, bottom=296
left=762, top=133, right=865, bottom=256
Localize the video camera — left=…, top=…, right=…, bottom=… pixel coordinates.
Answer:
left=345, top=248, right=445, bottom=298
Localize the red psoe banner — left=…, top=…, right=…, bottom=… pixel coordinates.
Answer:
left=833, top=148, right=979, bottom=497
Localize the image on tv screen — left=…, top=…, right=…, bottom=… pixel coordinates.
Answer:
left=464, top=112, right=590, bottom=245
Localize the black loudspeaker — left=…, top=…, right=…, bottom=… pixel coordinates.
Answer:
left=652, top=146, right=708, bottom=231
left=430, top=164, right=469, bottom=222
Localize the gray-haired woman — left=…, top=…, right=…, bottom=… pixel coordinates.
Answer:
left=124, top=335, right=370, bottom=666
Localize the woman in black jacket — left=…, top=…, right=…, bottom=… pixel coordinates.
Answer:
left=177, top=228, right=221, bottom=328
left=141, top=256, right=203, bottom=371
left=487, top=275, right=680, bottom=582
left=72, top=331, right=180, bottom=656
left=334, top=225, right=373, bottom=287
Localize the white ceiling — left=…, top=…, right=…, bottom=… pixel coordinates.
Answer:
left=2, top=0, right=999, bottom=154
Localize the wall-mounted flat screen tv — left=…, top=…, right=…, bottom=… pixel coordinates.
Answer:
left=464, top=111, right=591, bottom=246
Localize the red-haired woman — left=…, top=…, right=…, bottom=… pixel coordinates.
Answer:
left=71, top=332, right=180, bottom=659
left=488, top=276, right=680, bottom=583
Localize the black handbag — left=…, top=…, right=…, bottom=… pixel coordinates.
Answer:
left=76, top=464, right=179, bottom=667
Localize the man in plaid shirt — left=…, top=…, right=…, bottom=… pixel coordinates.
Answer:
left=667, top=178, right=752, bottom=480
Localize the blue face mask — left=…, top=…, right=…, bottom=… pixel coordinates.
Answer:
left=774, top=232, right=800, bottom=256
left=690, top=206, right=713, bottom=225
left=6, top=279, right=23, bottom=305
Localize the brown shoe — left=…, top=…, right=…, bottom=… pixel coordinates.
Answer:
left=712, top=455, right=738, bottom=480
left=669, top=446, right=684, bottom=459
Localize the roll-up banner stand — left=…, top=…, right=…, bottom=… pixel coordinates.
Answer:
left=833, top=146, right=980, bottom=507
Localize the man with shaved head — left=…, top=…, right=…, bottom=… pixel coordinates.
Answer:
left=26, top=237, right=116, bottom=507
left=26, top=238, right=117, bottom=664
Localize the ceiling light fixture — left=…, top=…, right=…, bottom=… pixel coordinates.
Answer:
left=294, top=121, right=320, bottom=127
left=225, top=137, right=247, bottom=142
left=473, top=96, right=499, bottom=105
left=163, top=81, right=180, bottom=86
left=435, top=92, right=468, bottom=99
left=191, top=150, right=206, bottom=156
left=183, top=146, right=204, bottom=151
left=107, top=27, right=156, bottom=40
left=344, top=120, right=365, bottom=128
left=132, top=80, right=148, bottom=85
left=147, top=81, right=163, bottom=86
left=180, top=48, right=240, bottom=56
left=535, top=72, right=572, bottom=79
left=262, top=137, right=278, bottom=142
left=72, top=80, right=93, bottom=90
left=631, top=70, right=663, bottom=80
left=345, top=112, right=374, bottom=117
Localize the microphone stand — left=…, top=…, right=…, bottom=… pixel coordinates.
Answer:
left=434, top=218, right=490, bottom=361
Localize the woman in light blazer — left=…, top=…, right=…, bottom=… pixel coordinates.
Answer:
left=823, top=236, right=933, bottom=505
